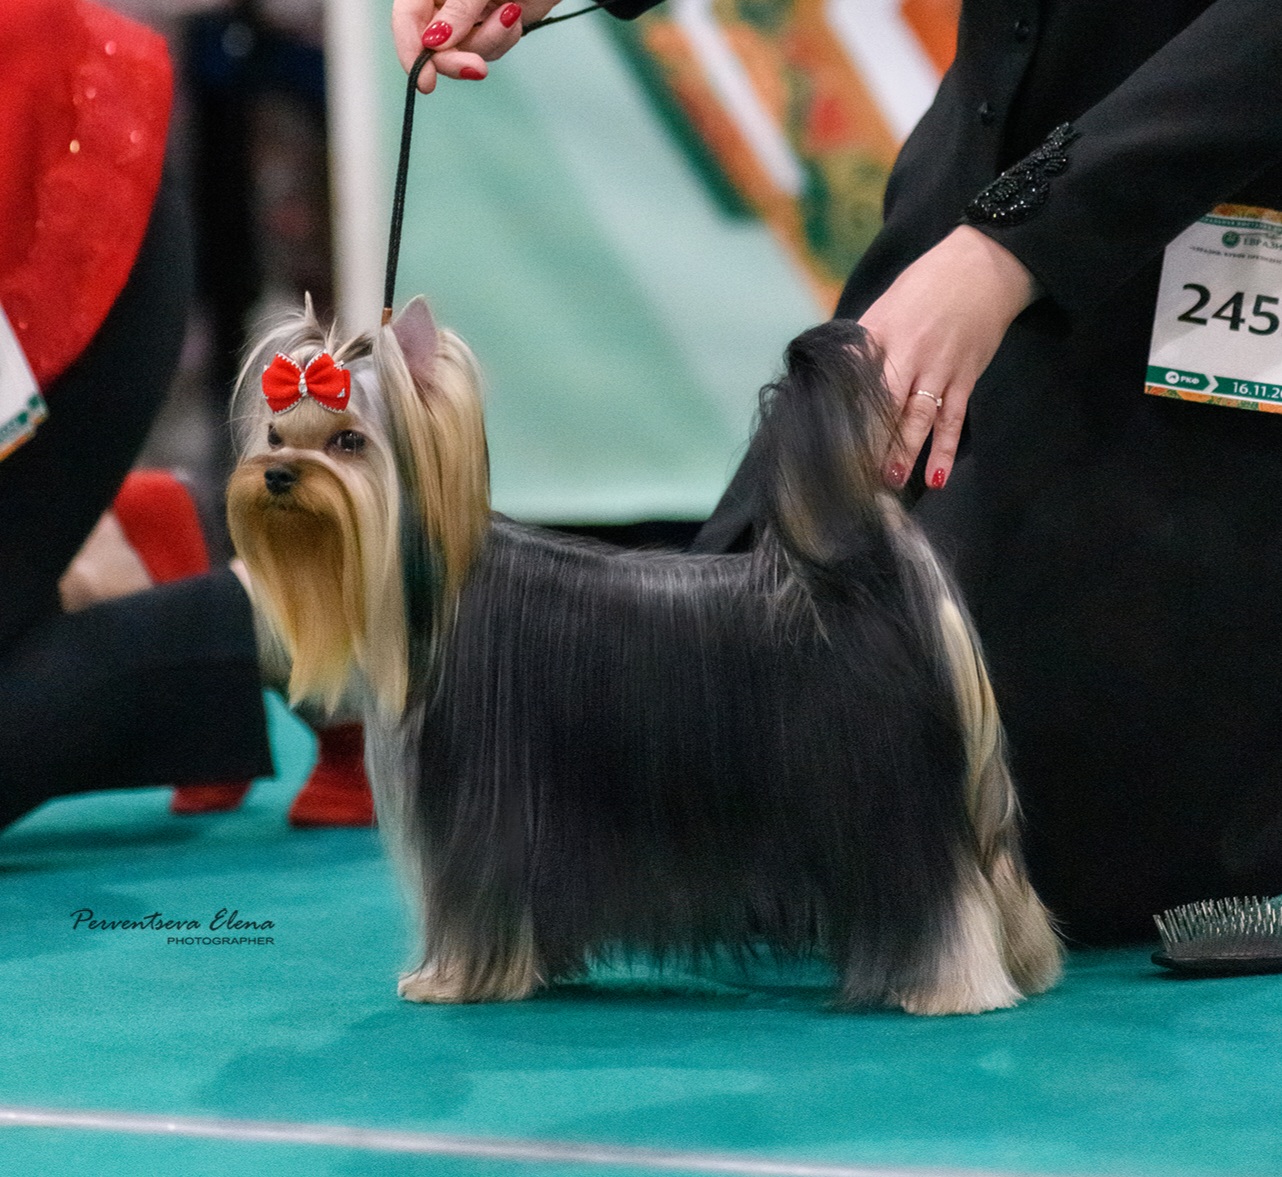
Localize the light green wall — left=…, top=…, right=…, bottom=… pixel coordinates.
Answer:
left=375, top=9, right=821, bottom=522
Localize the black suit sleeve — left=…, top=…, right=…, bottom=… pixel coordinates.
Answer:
left=968, top=0, right=1282, bottom=318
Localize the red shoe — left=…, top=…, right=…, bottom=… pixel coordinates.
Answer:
left=288, top=724, right=375, bottom=827
left=112, top=469, right=210, bottom=583
left=169, top=782, right=253, bottom=814
left=110, top=470, right=256, bottom=816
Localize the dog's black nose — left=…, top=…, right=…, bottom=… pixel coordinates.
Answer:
left=264, top=465, right=298, bottom=496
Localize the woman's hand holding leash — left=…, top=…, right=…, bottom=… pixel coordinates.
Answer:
left=393, top=0, right=559, bottom=91
left=860, top=226, right=1038, bottom=491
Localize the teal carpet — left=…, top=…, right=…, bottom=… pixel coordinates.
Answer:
left=2, top=695, right=1281, bottom=1175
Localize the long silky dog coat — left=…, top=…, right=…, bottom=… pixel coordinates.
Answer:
left=228, top=298, right=1061, bottom=1014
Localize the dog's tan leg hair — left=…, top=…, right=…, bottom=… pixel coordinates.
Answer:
left=933, top=590, right=1063, bottom=997
left=234, top=557, right=367, bottom=725
left=232, top=559, right=289, bottom=694
left=983, top=848, right=1063, bottom=995
left=896, top=866, right=1022, bottom=1015
left=398, top=913, right=542, bottom=1004
left=881, top=506, right=1061, bottom=1001
left=360, top=704, right=542, bottom=1007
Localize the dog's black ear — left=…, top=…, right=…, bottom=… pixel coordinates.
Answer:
left=391, top=296, right=438, bottom=387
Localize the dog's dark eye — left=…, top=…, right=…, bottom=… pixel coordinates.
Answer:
left=267, top=425, right=283, bottom=448
left=329, top=430, right=366, bottom=455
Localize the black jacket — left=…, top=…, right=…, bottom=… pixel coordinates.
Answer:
left=842, top=0, right=1282, bottom=322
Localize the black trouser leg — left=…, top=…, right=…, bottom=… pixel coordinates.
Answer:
left=0, top=570, right=272, bottom=826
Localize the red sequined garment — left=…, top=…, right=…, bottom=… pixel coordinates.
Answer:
left=0, top=0, right=172, bottom=388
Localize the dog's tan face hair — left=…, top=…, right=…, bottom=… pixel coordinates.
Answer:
left=226, top=297, right=489, bottom=715
left=227, top=372, right=404, bottom=712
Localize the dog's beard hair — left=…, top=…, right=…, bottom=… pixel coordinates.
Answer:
left=228, top=464, right=363, bottom=711
left=227, top=457, right=409, bottom=713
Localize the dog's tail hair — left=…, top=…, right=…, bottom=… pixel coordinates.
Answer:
left=758, top=318, right=1061, bottom=993
left=754, top=319, right=897, bottom=592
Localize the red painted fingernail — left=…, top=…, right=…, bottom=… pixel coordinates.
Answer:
left=929, top=467, right=947, bottom=489
left=500, top=4, right=522, bottom=26
left=459, top=66, right=485, bottom=79
left=887, top=462, right=907, bottom=488
left=421, top=21, right=452, bottom=47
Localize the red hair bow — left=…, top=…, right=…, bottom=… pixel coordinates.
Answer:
left=261, top=352, right=351, bottom=414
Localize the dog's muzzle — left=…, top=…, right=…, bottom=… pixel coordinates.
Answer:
left=264, top=465, right=299, bottom=496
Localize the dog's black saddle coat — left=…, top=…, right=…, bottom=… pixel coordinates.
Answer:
left=416, top=516, right=968, bottom=983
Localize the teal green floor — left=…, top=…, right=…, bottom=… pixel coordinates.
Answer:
left=2, top=696, right=1281, bottom=1176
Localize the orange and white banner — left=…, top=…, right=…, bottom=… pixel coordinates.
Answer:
left=610, top=0, right=959, bottom=306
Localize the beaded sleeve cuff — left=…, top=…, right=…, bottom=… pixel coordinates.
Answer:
left=965, top=123, right=1080, bottom=228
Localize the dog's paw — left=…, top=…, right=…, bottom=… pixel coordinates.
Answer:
left=398, top=967, right=471, bottom=1004
left=397, top=964, right=540, bottom=1004
left=895, top=982, right=1021, bottom=1016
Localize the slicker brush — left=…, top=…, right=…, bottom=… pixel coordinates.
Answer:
left=1153, top=897, right=1282, bottom=976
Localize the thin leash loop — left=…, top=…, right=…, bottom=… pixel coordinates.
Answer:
left=522, top=1, right=612, bottom=33
left=382, top=3, right=613, bottom=324
left=383, top=48, right=435, bottom=325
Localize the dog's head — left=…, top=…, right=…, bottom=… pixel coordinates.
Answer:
left=227, top=296, right=489, bottom=714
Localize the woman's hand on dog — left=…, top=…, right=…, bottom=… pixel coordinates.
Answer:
left=393, top=0, right=559, bottom=92
left=861, top=226, right=1038, bottom=492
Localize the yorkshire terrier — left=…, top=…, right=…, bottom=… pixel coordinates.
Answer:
left=227, top=297, right=1061, bottom=1015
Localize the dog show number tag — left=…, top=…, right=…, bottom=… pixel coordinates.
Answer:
left=1146, top=204, right=1282, bottom=413
left=0, top=302, right=46, bottom=462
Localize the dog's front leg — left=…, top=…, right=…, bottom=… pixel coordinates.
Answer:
left=398, top=910, right=543, bottom=1004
